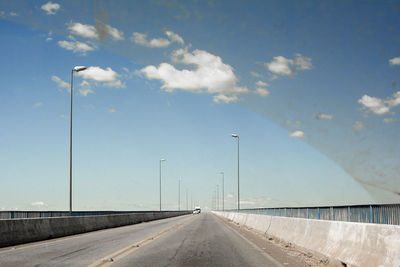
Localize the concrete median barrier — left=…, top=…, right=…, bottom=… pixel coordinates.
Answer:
left=214, top=211, right=400, bottom=267
left=0, top=211, right=191, bottom=248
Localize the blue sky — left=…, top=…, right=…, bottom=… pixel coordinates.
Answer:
left=0, top=0, right=399, bottom=211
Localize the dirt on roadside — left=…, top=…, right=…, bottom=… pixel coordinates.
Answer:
left=214, top=214, right=348, bottom=267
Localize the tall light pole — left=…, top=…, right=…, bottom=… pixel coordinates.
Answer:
left=178, top=178, right=181, bottom=211
left=216, top=185, right=219, bottom=210
left=220, top=172, right=224, bottom=211
left=159, top=159, right=166, bottom=211
left=232, top=134, right=240, bottom=210
left=69, top=66, right=86, bottom=216
left=186, top=189, right=188, bottom=210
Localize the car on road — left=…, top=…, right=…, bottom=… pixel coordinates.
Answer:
left=193, top=207, right=201, bottom=214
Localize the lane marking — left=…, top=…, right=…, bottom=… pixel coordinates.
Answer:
left=212, top=213, right=284, bottom=267
left=88, top=215, right=197, bottom=267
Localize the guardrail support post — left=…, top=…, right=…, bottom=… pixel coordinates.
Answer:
left=369, top=205, right=373, bottom=223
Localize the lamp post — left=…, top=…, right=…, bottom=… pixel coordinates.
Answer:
left=159, top=159, right=166, bottom=211
left=220, top=172, right=224, bottom=211
left=178, top=178, right=181, bottom=211
left=231, top=134, right=240, bottom=210
left=186, top=189, right=188, bottom=210
left=216, top=185, right=219, bottom=210
left=69, top=66, right=86, bottom=216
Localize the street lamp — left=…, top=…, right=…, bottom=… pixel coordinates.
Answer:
left=186, top=189, right=188, bottom=210
left=159, top=159, right=166, bottom=211
left=178, top=178, right=181, bottom=211
left=220, top=172, right=224, bottom=211
left=69, top=65, right=86, bottom=216
left=231, top=133, right=240, bottom=210
left=216, top=184, right=219, bottom=210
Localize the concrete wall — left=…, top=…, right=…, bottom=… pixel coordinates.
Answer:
left=214, top=211, right=400, bottom=267
left=0, top=211, right=190, bottom=248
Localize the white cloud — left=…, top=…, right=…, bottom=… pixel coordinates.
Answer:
left=264, top=54, right=312, bottom=76
left=68, top=22, right=124, bottom=41
left=165, top=31, right=184, bottom=44
left=141, top=48, right=249, bottom=103
left=41, top=2, right=60, bottom=15
left=353, top=121, right=364, bottom=131
left=77, top=66, right=117, bottom=82
left=315, top=113, right=334, bottom=120
left=58, top=40, right=95, bottom=54
left=358, top=95, right=389, bottom=115
left=9, top=12, right=17, bottom=16
left=226, top=193, right=234, bottom=199
left=52, top=75, right=69, bottom=90
left=250, top=71, right=261, bottom=78
left=387, top=91, right=400, bottom=107
left=255, top=87, right=270, bottom=97
left=383, top=118, right=395, bottom=123
left=76, top=66, right=124, bottom=88
left=108, top=108, right=116, bottom=113
left=357, top=91, right=400, bottom=115
left=132, top=32, right=170, bottom=48
left=389, top=57, right=400, bottom=65
left=213, top=94, right=239, bottom=103
left=31, top=201, right=47, bottom=207
left=105, top=80, right=125, bottom=88
left=265, top=56, right=295, bottom=75
left=79, top=88, right=94, bottom=96
left=103, top=24, right=124, bottom=40
left=69, top=22, right=98, bottom=39
left=289, top=130, right=305, bottom=138
left=33, top=102, right=42, bottom=108
left=294, top=53, right=312, bottom=70
left=256, top=80, right=269, bottom=87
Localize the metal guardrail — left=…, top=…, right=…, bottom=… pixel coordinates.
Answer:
left=230, top=204, right=400, bottom=226
left=0, top=210, right=187, bottom=220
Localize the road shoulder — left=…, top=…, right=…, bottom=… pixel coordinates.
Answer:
left=213, top=213, right=345, bottom=267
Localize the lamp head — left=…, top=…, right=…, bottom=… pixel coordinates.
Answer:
left=231, top=134, right=238, bottom=138
left=73, top=66, right=87, bottom=72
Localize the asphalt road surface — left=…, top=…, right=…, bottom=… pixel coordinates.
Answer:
left=0, top=213, right=288, bottom=267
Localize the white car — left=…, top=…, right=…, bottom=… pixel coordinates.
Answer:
left=193, top=207, right=201, bottom=214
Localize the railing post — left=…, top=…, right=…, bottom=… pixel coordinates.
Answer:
left=369, top=205, right=373, bottom=223
left=348, top=206, right=351, bottom=222
left=317, top=208, right=320, bottom=220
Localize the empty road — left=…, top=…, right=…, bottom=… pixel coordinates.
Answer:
left=0, top=213, right=306, bottom=266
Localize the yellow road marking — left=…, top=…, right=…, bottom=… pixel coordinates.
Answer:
left=88, top=215, right=196, bottom=267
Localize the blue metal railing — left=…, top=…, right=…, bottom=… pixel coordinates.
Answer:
left=230, top=204, right=400, bottom=225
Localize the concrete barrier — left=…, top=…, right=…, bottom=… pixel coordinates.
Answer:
left=214, top=211, right=400, bottom=267
left=0, top=211, right=190, bottom=248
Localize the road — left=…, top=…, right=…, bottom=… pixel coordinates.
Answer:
left=0, top=213, right=300, bottom=267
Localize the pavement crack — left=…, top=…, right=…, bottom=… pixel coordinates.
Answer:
left=50, top=247, right=89, bottom=261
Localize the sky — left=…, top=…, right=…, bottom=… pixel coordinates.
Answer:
left=0, top=0, right=399, bottom=211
